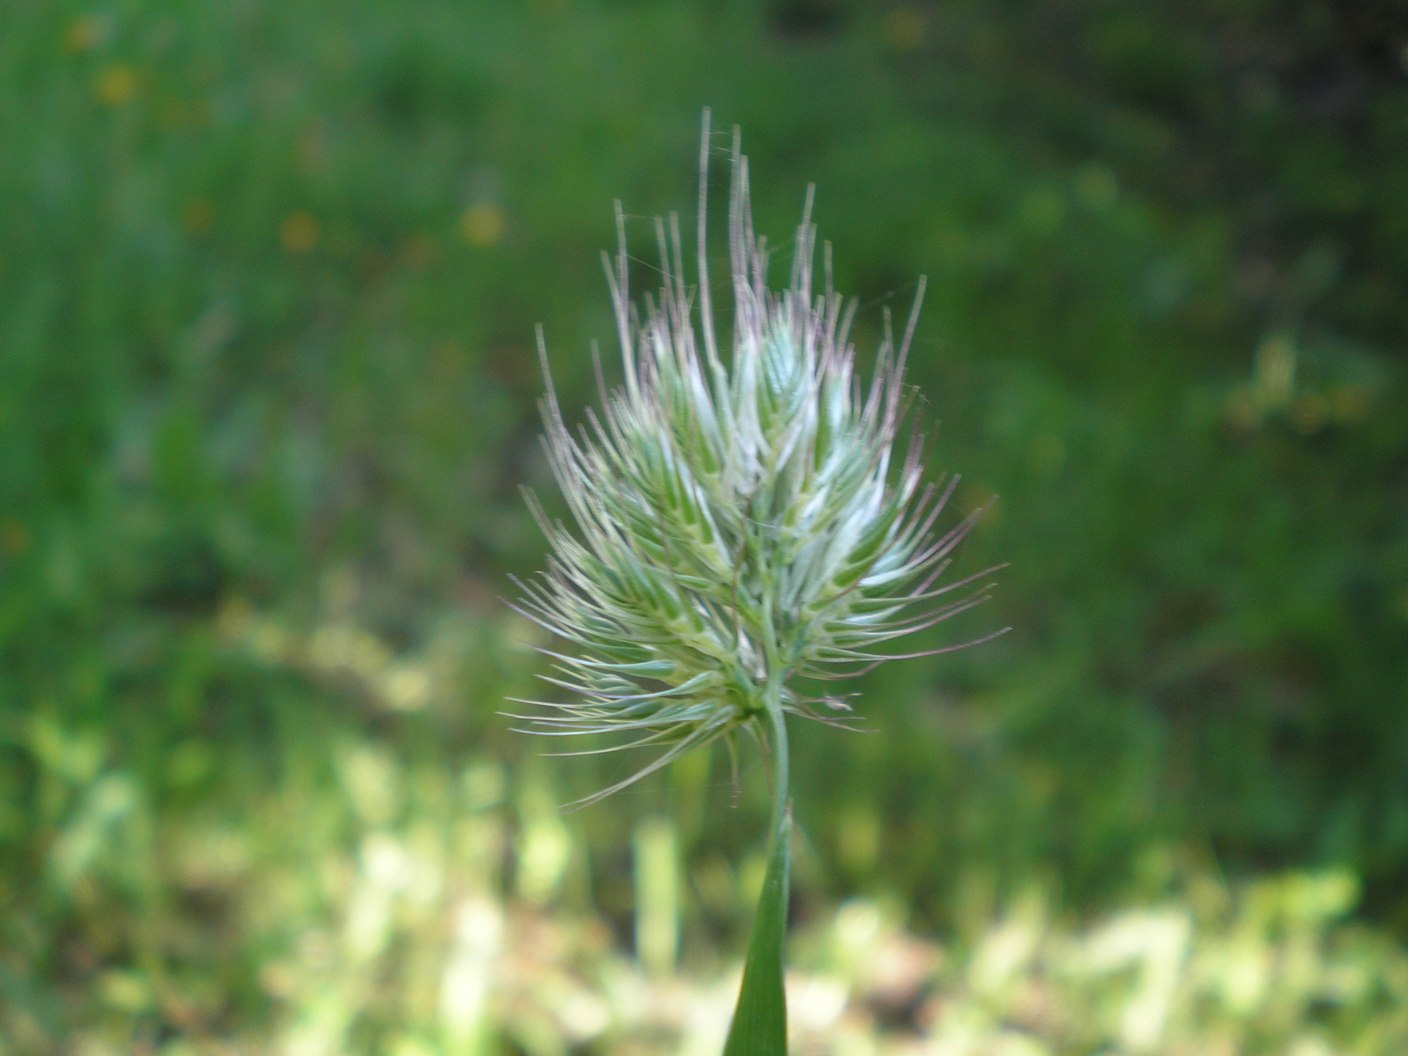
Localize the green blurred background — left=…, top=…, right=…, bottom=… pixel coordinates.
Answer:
left=3, top=1, right=1407, bottom=1052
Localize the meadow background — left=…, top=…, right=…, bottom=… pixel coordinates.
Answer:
left=3, top=1, right=1407, bottom=1053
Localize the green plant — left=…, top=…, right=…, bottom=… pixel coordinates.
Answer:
left=512, top=114, right=1002, bottom=1053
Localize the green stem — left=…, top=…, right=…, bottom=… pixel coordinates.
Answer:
left=722, top=678, right=792, bottom=1056
left=765, top=679, right=790, bottom=848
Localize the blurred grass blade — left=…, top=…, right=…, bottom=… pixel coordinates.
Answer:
left=723, top=808, right=791, bottom=1056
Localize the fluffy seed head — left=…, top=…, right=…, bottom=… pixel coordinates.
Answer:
left=509, top=121, right=1002, bottom=805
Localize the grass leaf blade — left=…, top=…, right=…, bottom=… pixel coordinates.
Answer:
left=722, top=807, right=791, bottom=1056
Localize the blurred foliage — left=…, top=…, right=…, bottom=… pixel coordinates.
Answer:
left=1, top=0, right=1406, bottom=1052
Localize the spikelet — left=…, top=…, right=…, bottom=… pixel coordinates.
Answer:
left=509, top=120, right=1002, bottom=806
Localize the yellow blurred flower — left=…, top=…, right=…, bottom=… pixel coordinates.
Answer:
left=1, top=519, right=29, bottom=555
left=95, top=64, right=137, bottom=107
left=460, top=203, right=506, bottom=247
left=1327, top=384, right=1369, bottom=424
left=280, top=211, right=320, bottom=254
left=182, top=197, right=215, bottom=236
left=64, top=16, right=104, bottom=54
left=881, top=8, right=926, bottom=52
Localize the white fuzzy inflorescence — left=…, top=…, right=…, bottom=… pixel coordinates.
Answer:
left=510, top=124, right=1000, bottom=805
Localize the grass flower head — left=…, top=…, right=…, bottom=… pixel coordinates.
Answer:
left=512, top=122, right=1000, bottom=806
